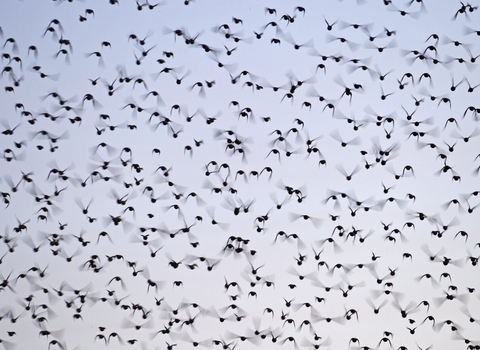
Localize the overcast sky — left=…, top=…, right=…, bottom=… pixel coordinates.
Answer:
left=0, top=0, right=480, bottom=349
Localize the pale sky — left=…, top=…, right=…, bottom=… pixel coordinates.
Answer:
left=0, top=0, right=479, bottom=349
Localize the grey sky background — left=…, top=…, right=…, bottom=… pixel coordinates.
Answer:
left=0, top=0, right=480, bottom=349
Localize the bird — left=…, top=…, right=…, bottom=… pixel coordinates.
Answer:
left=0, top=1, right=479, bottom=350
